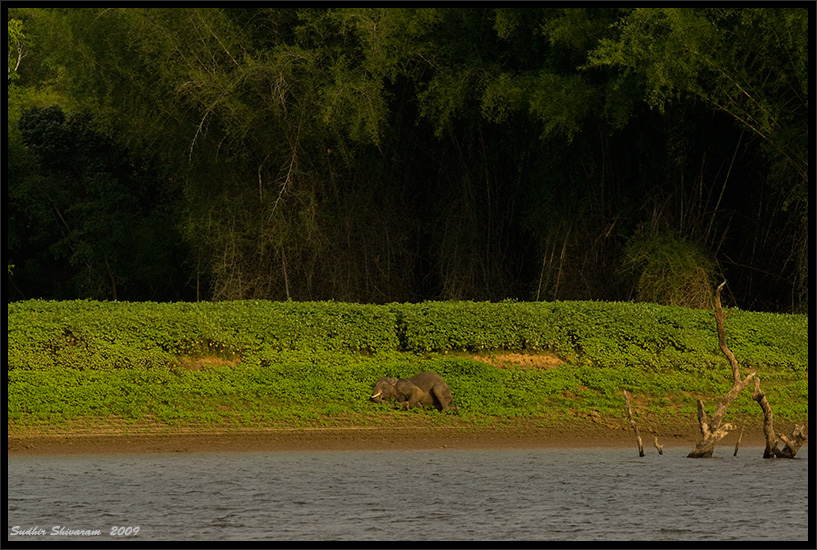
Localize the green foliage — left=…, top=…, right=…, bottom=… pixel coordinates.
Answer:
left=7, top=18, right=24, bottom=82
left=8, top=299, right=807, bottom=373
left=588, top=7, right=808, bottom=202
left=394, top=299, right=808, bottom=375
left=7, top=299, right=807, bottom=428
left=7, top=300, right=401, bottom=372
left=8, top=352, right=806, bottom=426
left=9, top=105, right=189, bottom=301
left=618, top=232, right=717, bottom=308
left=396, top=301, right=557, bottom=353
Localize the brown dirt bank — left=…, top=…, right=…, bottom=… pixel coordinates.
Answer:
left=9, top=417, right=797, bottom=456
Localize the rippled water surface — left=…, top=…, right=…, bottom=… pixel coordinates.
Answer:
left=7, top=446, right=808, bottom=541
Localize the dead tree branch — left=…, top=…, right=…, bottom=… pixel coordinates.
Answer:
left=688, top=281, right=755, bottom=458
left=751, top=377, right=807, bottom=458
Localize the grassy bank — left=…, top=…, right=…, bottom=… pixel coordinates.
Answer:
left=7, top=299, right=808, bottom=435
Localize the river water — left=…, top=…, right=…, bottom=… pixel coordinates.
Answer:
left=6, top=446, right=808, bottom=542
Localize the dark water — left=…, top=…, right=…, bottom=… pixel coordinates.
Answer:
left=6, top=446, right=808, bottom=542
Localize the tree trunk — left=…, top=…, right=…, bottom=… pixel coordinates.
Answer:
left=751, top=377, right=807, bottom=458
left=688, top=282, right=755, bottom=458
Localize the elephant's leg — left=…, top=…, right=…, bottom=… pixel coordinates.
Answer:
left=395, top=381, right=423, bottom=408
left=407, top=388, right=426, bottom=408
left=398, top=385, right=425, bottom=408
left=430, top=383, right=453, bottom=411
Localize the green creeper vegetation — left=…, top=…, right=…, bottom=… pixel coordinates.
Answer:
left=7, top=300, right=807, bottom=431
left=6, top=8, right=809, bottom=312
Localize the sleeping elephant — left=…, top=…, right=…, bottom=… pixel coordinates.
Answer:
left=370, top=371, right=454, bottom=412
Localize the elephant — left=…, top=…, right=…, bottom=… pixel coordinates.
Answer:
left=370, top=371, right=454, bottom=411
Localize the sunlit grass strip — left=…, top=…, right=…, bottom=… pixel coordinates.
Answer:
left=7, top=351, right=807, bottom=428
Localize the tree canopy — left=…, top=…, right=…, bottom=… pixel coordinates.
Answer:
left=6, top=7, right=809, bottom=312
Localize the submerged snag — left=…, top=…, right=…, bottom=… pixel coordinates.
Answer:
left=733, top=422, right=746, bottom=456
left=752, top=377, right=807, bottom=458
left=688, top=282, right=755, bottom=458
left=623, top=390, right=644, bottom=457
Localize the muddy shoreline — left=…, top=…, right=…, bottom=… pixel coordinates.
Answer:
left=7, top=423, right=783, bottom=455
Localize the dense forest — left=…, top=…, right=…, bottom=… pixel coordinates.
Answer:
left=6, top=8, right=809, bottom=312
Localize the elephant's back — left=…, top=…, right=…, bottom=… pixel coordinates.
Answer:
left=409, top=371, right=445, bottom=386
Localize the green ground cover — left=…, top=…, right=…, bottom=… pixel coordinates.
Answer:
left=6, top=299, right=808, bottom=429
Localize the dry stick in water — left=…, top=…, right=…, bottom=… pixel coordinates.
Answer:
left=623, top=390, right=644, bottom=457
left=653, top=435, right=663, bottom=455
left=733, top=422, right=745, bottom=457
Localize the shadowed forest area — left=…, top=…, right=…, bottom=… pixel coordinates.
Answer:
left=6, top=8, right=809, bottom=312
